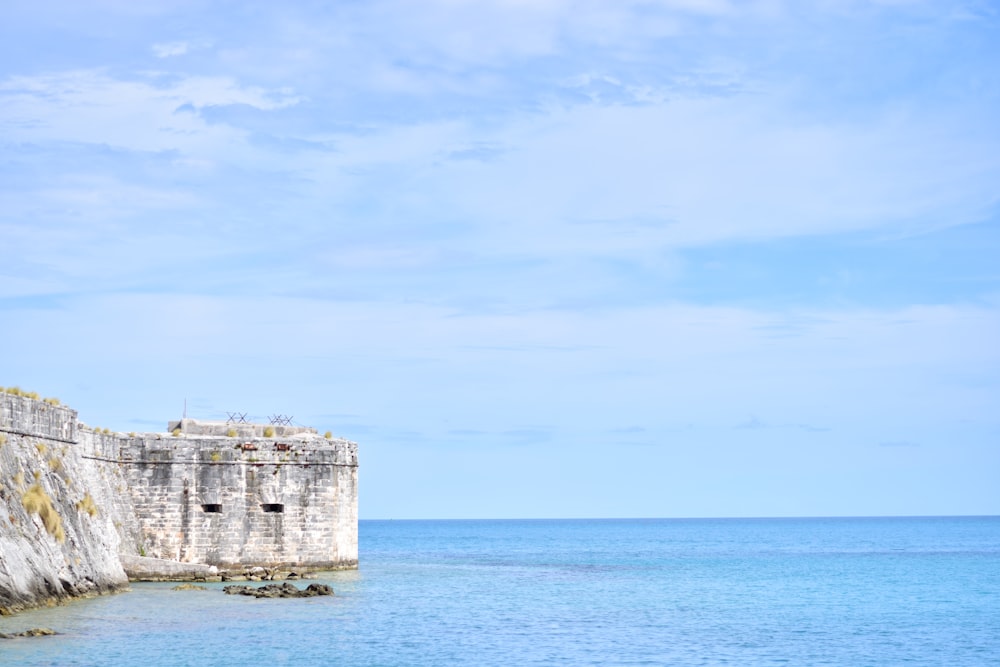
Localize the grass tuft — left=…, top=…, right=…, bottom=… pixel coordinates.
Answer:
left=76, top=493, right=98, bottom=517
left=21, top=483, right=65, bottom=542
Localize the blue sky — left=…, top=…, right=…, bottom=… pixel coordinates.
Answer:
left=2, top=0, right=998, bottom=519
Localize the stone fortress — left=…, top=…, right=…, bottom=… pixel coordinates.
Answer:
left=0, top=389, right=358, bottom=614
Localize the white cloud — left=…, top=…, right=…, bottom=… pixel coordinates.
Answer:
left=293, top=94, right=999, bottom=262
left=0, top=70, right=301, bottom=155
left=152, top=41, right=189, bottom=58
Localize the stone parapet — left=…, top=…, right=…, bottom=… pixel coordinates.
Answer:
left=0, top=393, right=77, bottom=443
left=166, top=418, right=318, bottom=438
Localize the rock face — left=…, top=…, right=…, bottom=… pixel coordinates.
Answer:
left=223, top=582, right=334, bottom=598
left=1, top=391, right=359, bottom=615
left=0, top=395, right=132, bottom=615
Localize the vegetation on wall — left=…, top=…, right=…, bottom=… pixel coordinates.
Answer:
left=21, top=483, right=65, bottom=542
left=1, top=386, right=60, bottom=403
left=76, top=493, right=99, bottom=517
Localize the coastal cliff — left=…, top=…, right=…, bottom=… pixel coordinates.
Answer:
left=0, top=389, right=358, bottom=615
left=0, top=393, right=133, bottom=614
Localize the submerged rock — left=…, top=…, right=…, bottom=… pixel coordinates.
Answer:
left=223, top=583, right=333, bottom=598
left=171, top=584, right=207, bottom=591
left=0, top=627, right=58, bottom=639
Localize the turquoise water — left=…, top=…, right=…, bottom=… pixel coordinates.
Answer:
left=2, top=517, right=998, bottom=666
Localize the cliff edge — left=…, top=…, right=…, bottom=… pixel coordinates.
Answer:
left=0, top=392, right=132, bottom=615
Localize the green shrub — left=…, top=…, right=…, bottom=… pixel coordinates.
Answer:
left=172, top=427, right=181, bottom=437
left=263, top=426, right=275, bottom=438
left=226, top=428, right=237, bottom=438
left=324, top=431, right=332, bottom=439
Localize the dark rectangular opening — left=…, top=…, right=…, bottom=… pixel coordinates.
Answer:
left=201, top=503, right=222, bottom=513
left=261, top=503, right=284, bottom=513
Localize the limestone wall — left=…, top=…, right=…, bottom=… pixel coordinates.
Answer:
left=0, top=393, right=76, bottom=443
left=102, top=434, right=358, bottom=570
left=0, top=394, right=132, bottom=615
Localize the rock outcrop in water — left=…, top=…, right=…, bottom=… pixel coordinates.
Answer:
left=0, top=627, right=58, bottom=638
left=223, top=582, right=334, bottom=598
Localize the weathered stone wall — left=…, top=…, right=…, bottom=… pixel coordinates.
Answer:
left=0, top=394, right=132, bottom=615
left=0, top=393, right=76, bottom=443
left=96, top=434, right=358, bottom=570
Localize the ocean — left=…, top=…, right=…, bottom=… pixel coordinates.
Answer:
left=2, top=517, right=998, bottom=666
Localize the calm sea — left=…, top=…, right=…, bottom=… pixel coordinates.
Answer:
left=2, top=517, right=998, bottom=666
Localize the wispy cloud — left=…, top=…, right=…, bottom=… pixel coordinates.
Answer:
left=736, top=416, right=768, bottom=430
left=0, top=70, right=301, bottom=154
left=879, top=440, right=920, bottom=448
left=152, top=41, right=189, bottom=58
left=735, top=417, right=832, bottom=432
